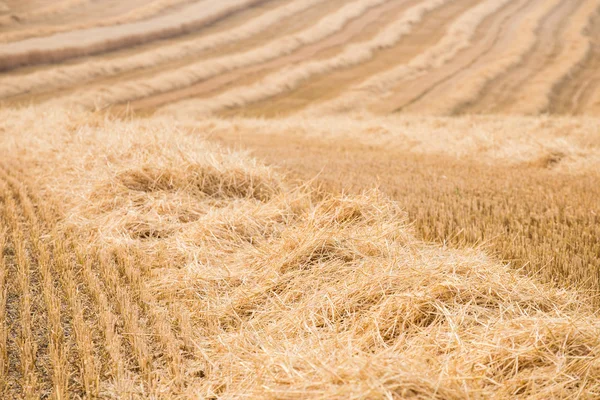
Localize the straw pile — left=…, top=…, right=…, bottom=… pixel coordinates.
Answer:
left=1, top=107, right=598, bottom=398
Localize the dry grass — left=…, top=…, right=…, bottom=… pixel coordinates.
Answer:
left=506, top=0, right=599, bottom=115
left=57, top=0, right=395, bottom=110
left=0, top=107, right=599, bottom=398
left=0, top=0, right=324, bottom=99
left=405, top=0, right=565, bottom=115
left=0, top=0, right=196, bottom=43
left=2, top=0, right=600, bottom=397
left=2, top=0, right=599, bottom=117
left=0, top=226, right=7, bottom=392
left=0, top=0, right=87, bottom=27
left=0, top=0, right=267, bottom=71
left=311, top=0, right=514, bottom=115
left=12, top=175, right=70, bottom=398
left=197, top=114, right=600, bottom=297
left=2, top=191, right=39, bottom=397
left=159, top=0, right=451, bottom=117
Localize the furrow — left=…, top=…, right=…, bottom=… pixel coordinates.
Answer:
left=548, top=2, right=600, bottom=115
left=1, top=166, right=144, bottom=397
left=395, top=0, right=565, bottom=115
left=0, top=0, right=323, bottom=100
left=0, top=0, right=197, bottom=44
left=16, top=194, right=69, bottom=398
left=215, top=0, right=471, bottom=118
left=9, top=166, right=139, bottom=398
left=126, top=0, right=419, bottom=112
left=239, top=0, right=484, bottom=117
left=311, top=0, right=515, bottom=115
left=56, top=0, right=397, bottom=110
left=75, top=250, right=134, bottom=395
left=159, top=0, right=453, bottom=117
left=53, top=241, right=100, bottom=397
left=0, top=0, right=89, bottom=27
left=384, top=0, right=533, bottom=114
left=508, top=0, right=600, bottom=115
left=0, top=0, right=269, bottom=71
left=459, top=0, right=587, bottom=115
left=384, top=0, right=536, bottom=114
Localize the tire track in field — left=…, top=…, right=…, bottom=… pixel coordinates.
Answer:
left=0, top=0, right=269, bottom=72
left=226, top=0, right=482, bottom=118
left=458, top=0, right=584, bottom=115
left=0, top=0, right=313, bottom=102
left=126, top=0, right=417, bottom=112
left=549, top=5, right=600, bottom=115
left=158, top=0, right=454, bottom=117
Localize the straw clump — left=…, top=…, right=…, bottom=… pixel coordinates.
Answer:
left=1, top=106, right=600, bottom=398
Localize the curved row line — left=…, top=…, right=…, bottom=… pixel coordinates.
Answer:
left=311, top=0, right=514, bottom=115
left=400, top=0, right=565, bottom=115
left=224, top=0, right=480, bottom=117
left=0, top=0, right=324, bottom=99
left=0, top=0, right=197, bottom=44
left=390, top=0, right=569, bottom=115
left=57, top=0, right=395, bottom=109
left=456, top=0, right=584, bottom=115
left=381, top=0, right=554, bottom=114
left=160, top=0, right=452, bottom=116
left=549, top=8, right=600, bottom=115
left=509, top=0, right=600, bottom=115
left=306, top=0, right=600, bottom=117
left=105, top=0, right=415, bottom=111
left=0, top=0, right=89, bottom=27
left=0, top=0, right=267, bottom=71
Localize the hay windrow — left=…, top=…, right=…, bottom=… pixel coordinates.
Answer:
left=2, top=0, right=600, bottom=396
left=1, top=107, right=599, bottom=398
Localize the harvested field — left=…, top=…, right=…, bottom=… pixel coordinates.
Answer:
left=1, top=0, right=600, bottom=398
left=1, top=0, right=599, bottom=116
